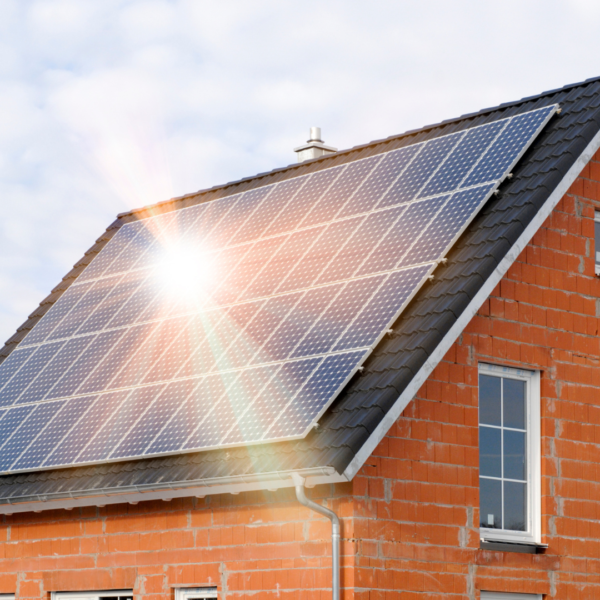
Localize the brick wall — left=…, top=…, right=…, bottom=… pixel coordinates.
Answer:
left=1, top=154, right=600, bottom=600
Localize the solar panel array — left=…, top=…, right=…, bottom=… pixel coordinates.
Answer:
left=0, top=105, right=557, bottom=473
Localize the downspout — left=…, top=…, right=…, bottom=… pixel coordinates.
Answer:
left=292, top=473, right=340, bottom=600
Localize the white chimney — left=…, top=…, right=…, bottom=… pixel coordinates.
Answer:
left=294, top=127, right=337, bottom=163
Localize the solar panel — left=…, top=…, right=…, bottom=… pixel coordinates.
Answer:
left=0, top=105, right=557, bottom=473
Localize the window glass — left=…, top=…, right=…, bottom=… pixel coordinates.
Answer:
left=479, top=372, right=528, bottom=533
left=175, top=588, right=218, bottom=600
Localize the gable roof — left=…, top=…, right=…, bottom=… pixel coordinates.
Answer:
left=0, top=76, right=599, bottom=512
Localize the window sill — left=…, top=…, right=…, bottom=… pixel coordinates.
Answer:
left=480, top=539, right=548, bottom=554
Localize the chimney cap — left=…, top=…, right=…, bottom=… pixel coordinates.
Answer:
left=308, top=127, right=323, bottom=143
left=294, top=127, right=337, bottom=163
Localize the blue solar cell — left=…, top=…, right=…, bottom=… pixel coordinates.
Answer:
left=231, top=178, right=307, bottom=245
left=378, top=132, right=462, bottom=209
left=0, top=404, right=35, bottom=456
left=205, top=188, right=271, bottom=248
left=104, top=272, right=155, bottom=329
left=464, top=106, right=555, bottom=187
left=400, top=185, right=494, bottom=267
left=0, top=342, right=64, bottom=407
left=108, top=316, right=191, bottom=389
left=211, top=235, right=287, bottom=306
left=337, top=145, right=420, bottom=219
left=264, top=167, right=343, bottom=237
left=277, top=217, right=363, bottom=294
left=103, top=222, right=157, bottom=278
left=77, top=384, right=165, bottom=462
left=78, top=322, right=159, bottom=394
left=111, top=378, right=199, bottom=459
left=0, top=347, right=37, bottom=391
left=21, top=282, right=94, bottom=346
left=78, top=220, right=146, bottom=283
left=0, top=400, right=64, bottom=472
left=179, top=302, right=263, bottom=378
left=226, top=293, right=302, bottom=369
left=291, top=274, right=384, bottom=358
left=419, top=121, right=504, bottom=197
left=220, top=365, right=281, bottom=444
left=46, top=330, right=126, bottom=400
left=357, top=195, right=448, bottom=276
left=241, top=227, right=322, bottom=300
left=48, top=275, right=121, bottom=341
left=228, top=360, right=318, bottom=442
left=259, top=283, right=343, bottom=363
left=12, top=395, right=97, bottom=470
left=0, top=400, right=65, bottom=471
left=43, top=390, right=129, bottom=467
left=317, top=204, right=407, bottom=286
left=0, top=106, right=555, bottom=472
left=299, top=155, right=382, bottom=228
left=151, top=373, right=236, bottom=453
left=334, top=265, right=433, bottom=351
left=15, top=336, right=94, bottom=404
left=274, top=351, right=363, bottom=436
left=76, top=270, right=146, bottom=334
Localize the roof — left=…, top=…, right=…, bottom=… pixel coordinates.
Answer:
left=1, top=76, right=600, bottom=511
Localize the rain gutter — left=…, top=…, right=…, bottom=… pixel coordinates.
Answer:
left=0, top=466, right=347, bottom=515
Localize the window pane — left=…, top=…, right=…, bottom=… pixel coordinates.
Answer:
left=480, top=374, right=501, bottom=426
left=504, top=430, right=526, bottom=481
left=480, top=426, right=501, bottom=478
left=503, top=378, right=525, bottom=429
left=480, top=477, right=502, bottom=529
left=504, top=481, right=526, bottom=531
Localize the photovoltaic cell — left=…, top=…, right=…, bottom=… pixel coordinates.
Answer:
left=0, top=104, right=557, bottom=473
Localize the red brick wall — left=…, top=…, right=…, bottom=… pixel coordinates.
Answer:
left=0, top=489, right=354, bottom=600
left=1, top=153, right=600, bottom=600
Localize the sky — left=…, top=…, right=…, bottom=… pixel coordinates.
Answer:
left=1, top=0, right=600, bottom=343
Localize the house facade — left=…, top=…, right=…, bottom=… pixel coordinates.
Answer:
left=0, top=79, right=598, bottom=600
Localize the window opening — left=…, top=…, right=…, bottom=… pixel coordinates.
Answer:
left=52, top=590, right=133, bottom=600
left=175, top=588, right=218, bottom=600
left=479, top=364, right=540, bottom=544
left=481, top=593, right=542, bottom=600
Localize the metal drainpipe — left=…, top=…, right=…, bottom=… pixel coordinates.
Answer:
left=292, top=473, right=340, bottom=600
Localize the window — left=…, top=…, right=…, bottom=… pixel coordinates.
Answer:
left=479, top=364, right=540, bottom=544
left=481, top=593, right=542, bottom=600
left=175, top=588, right=217, bottom=600
left=52, top=591, right=133, bottom=600
left=595, top=211, right=600, bottom=275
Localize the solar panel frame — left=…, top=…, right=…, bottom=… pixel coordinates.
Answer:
left=0, top=104, right=559, bottom=474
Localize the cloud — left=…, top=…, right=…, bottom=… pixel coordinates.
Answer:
left=0, top=0, right=599, bottom=342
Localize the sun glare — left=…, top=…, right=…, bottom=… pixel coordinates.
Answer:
left=155, top=241, right=216, bottom=302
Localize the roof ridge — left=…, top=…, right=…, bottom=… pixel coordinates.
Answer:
left=117, top=74, right=600, bottom=220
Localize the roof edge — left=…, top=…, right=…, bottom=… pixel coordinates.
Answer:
left=0, top=466, right=346, bottom=515
left=342, top=114, right=600, bottom=481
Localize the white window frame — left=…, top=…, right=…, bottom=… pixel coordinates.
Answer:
left=175, top=588, right=218, bottom=600
left=479, top=363, right=541, bottom=545
left=52, top=591, right=133, bottom=600
left=595, top=210, right=600, bottom=275
left=0, top=595, right=14, bottom=600
left=481, top=593, right=542, bottom=600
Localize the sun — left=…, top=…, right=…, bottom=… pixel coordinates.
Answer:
left=154, top=240, right=216, bottom=303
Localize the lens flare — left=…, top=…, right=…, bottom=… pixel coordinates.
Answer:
left=155, top=240, right=215, bottom=302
